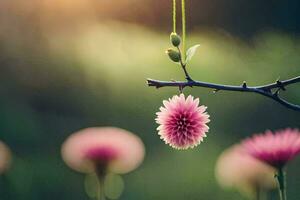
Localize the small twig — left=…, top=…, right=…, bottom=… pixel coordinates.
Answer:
left=176, top=47, right=192, bottom=81
left=147, top=76, right=300, bottom=111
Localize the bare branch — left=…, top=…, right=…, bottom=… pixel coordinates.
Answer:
left=147, top=76, right=300, bottom=111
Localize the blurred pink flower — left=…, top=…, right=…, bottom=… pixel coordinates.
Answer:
left=0, top=141, right=12, bottom=174
left=85, top=147, right=118, bottom=164
left=156, top=94, right=210, bottom=149
left=241, top=128, right=300, bottom=168
left=215, top=145, right=276, bottom=196
left=61, top=127, right=145, bottom=174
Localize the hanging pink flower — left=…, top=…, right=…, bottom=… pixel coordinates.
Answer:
left=156, top=94, right=210, bottom=149
left=0, top=141, right=12, bottom=174
left=241, top=128, right=300, bottom=168
left=61, top=127, right=145, bottom=174
left=215, top=145, right=276, bottom=196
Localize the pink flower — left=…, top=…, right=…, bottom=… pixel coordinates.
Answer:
left=215, top=145, right=276, bottom=196
left=241, top=128, right=300, bottom=168
left=156, top=94, right=210, bottom=149
left=85, top=147, right=118, bottom=164
left=0, top=141, right=12, bottom=174
left=61, top=127, right=145, bottom=174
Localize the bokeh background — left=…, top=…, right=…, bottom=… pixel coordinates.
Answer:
left=0, top=0, right=300, bottom=199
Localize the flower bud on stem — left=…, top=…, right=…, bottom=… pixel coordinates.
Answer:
left=166, top=48, right=181, bottom=63
left=170, top=32, right=181, bottom=47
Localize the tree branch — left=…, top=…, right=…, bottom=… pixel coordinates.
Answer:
left=150, top=33, right=300, bottom=111
left=147, top=76, right=300, bottom=111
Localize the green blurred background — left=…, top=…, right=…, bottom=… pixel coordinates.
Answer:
left=0, top=0, right=299, bottom=199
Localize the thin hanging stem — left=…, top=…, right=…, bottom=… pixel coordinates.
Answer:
left=172, top=0, right=176, bottom=33
left=181, top=0, right=186, bottom=61
left=276, top=168, right=287, bottom=200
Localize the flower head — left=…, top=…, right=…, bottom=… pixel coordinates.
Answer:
left=156, top=94, right=210, bottom=149
left=215, top=145, right=276, bottom=196
left=62, top=127, right=145, bottom=174
left=0, top=141, right=12, bottom=174
left=241, top=128, right=300, bottom=168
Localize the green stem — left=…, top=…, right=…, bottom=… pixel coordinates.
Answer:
left=255, top=186, right=260, bottom=200
left=254, top=186, right=268, bottom=200
left=276, top=168, right=287, bottom=200
left=181, top=0, right=186, bottom=61
left=96, top=179, right=106, bottom=200
left=173, top=0, right=176, bottom=33
left=0, top=174, right=11, bottom=199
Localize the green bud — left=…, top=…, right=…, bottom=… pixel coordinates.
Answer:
left=170, top=32, right=181, bottom=47
left=166, top=48, right=181, bottom=63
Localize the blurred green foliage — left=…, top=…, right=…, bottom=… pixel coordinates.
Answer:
left=0, top=3, right=300, bottom=200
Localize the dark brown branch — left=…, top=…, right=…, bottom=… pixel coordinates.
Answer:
left=147, top=77, right=300, bottom=111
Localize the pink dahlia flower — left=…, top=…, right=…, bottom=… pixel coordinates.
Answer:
left=215, top=145, right=276, bottom=196
left=61, top=127, right=145, bottom=174
left=156, top=94, right=210, bottom=149
left=0, top=141, right=12, bottom=174
left=241, top=128, right=300, bottom=168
